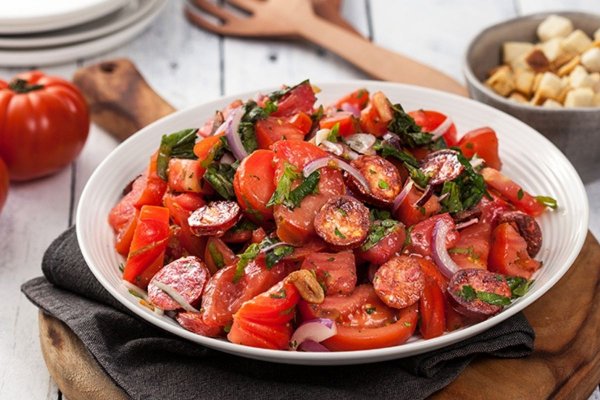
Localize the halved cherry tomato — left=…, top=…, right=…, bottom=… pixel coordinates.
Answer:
left=323, top=303, right=418, bottom=351
left=233, top=149, right=276, bottom=223
left=481, top=168, right=546, bottom=217
left=394, top=186, right=441, bottom=227
left=204, top=237, right=236, bottom=274
left=270, top=81, right=316, bottom=118
left=333, top=88, right=370, bottom=111
left=301, top=251, right=357, bottom=295
left=122, top=205, right=170, bottom=288
left=319, top=112, right=358, bottom=137
left=408, top=109, right=459, bottom=146
left=134, top=152, right=168, bottom=208
left=458, top=127, right=502, bottom=170
left=167, top=159, right=205, bottom=193
left=407, top=213, right=459, bottom=257
left=255, top=117, right=305, bottom=150
left=288, top=112, right=313, bottom=135
left=488, top=223, right=541, bottom=279
left=419, top=276, right=446, bottom=339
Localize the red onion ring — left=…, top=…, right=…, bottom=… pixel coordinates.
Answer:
left=392, top=179, right=414, bottom=213
left=290, top=318, right=337, bottom=350
left=414, top=185, right=433, bottom=207
left=455, top=218, right=479, bottom=230
left=430, top=117, right=453, bottom=140
left=298, top=340, right=331, bottom=352
left=431, top=219, right=461, bottom=279
left=225, top=107, right=247, bottom=160
left=303, top=156, right=370, bottom=193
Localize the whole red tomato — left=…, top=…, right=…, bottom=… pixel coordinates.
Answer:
left=0, top=158, right=8, bottom=214
left=0, top=71, right=89, bottom=181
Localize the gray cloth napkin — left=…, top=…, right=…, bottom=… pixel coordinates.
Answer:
left=21, top=227, right=535, bottom=400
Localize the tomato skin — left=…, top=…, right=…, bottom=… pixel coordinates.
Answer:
left=288, top=112, right=313, bottom=135
left=489, top=223, right=541, bottom=279
left=359, top=92, right=393, bottom=137
left=0, top=158, right=7, bottom=215
left=416, top=257, right=448, bottom=292
left=394, top=186, right=441, bottom=227
left=231, top=281, right=299, bottom=326
left=458, top=127, right=502, bottom=170
left=481, top=168, right=546, bottom=217
left=357, top=224, right=406, bottom=266
left=319, top=112, right=358, bottom=137
left=323, top=303, right=418, bottom=351
left=449, top=221, right=491, bottom=270
left=408, top=109, right=458, bottom=146
left=109, top=174, right=145, bottom=234
left=255, top=117, right=305, bottom=149
left=162, top=192, right=206, bottom=257
left=419, top=276, right=446, bottom=339
left=193, top=133, right=223, bottom=162
left=407, top=213, right=459, bottom=257
left=204, top=237, right=236, bottom=274
left=122, top=206, right=170, bottom=288
left=0, top=71, right=89, bottom=181
left=333, top=88, right=370, bottom=111
left=135, top=153, right=168, bottom=208
left=114, top=209, right=139, bottom=256
left=233, top=149, right=276, bottom=223
left=301, top=251, right=357, bottom=295
left=167, top=159, right=205, bottom=193
left=270, top=81, right=316, bottom=118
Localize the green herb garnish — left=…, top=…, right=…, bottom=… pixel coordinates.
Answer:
left=506, top=276, right=534, bottom=298
left=207, top=242, right=225, bottom=269
left=156, top=128, right=198, bottom=180
left=387, top=103, right=433, bottom=148
left=233, top=243, right=261, bottom=283
left=203, top=162, right=237, bottom=200
left=361, top=219, right=398, bottom=251
left=535, top=195, right=558, bottom=210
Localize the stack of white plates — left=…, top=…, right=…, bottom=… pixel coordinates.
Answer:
left=0, top=0, right=167, bottom=67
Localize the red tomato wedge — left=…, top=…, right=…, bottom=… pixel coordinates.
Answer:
left=481, top=168, right=546, bottom=217
left=458, top=127, right=502, bottom=170
left=134, top=152, right=168, bottom=208
left=359, top=91, right=394, bottom=137
left=270, top=81, right=316, bottom=118
left=408, top=109, right=459, bottom=146
left=449, top=221, right=491, bottom=270
left=114, top=208, right=139, bottom=256
left=489, top=223, right=541, bottom=279
left=333, top=88, right=370, bottom=111
left=300, top=251, right=357, bottom=296
left=394, top=185, right=441, bottom=227
left=419, top=276, right=446, bottom=339
left=319, top=112, right=358, bottom=137
left=234, top=149, right=277, bottom=223
left=123, top=205, right=170, bottom=288
left=204, top=237, right=236, bottom=274
left=167, top=158, right=205, bottom=193
left=407, top=213, right=459, bottom=257
left=255, top=117, right=305, bottom=149
left=288, top=112, right=313, bottom=135
left=163, top=192, right=206, bottom=258
left=108, top=174, right=145, bottom=234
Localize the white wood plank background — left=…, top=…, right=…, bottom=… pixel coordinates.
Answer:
left=0, top=1, right=599, bottom=399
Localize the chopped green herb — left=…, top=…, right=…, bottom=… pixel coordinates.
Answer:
left=128, top=289, right=144, bottom=299
left=327, top=257, right=335, bottom=262
left=279, top=306, right=295, bottom=315
left=362, top=219, right=398, bottom=251
left=268, top=79, right=309, bottom=102
left=403, top=321, right=412, bottom=327
left=369, top=208, right=391, bottom=221
left=203, top=163, right=237, bottom=200
left=440, top=181, right=463, bottom=214
left=387, top=103, right=433, bottom=148
left=476, top=292, right=511, bottom=306
left=263, top=99, right=278, bottom=114
left=465, top=142, right=474, bottom=150
left=207, top=242, right=225, bottom=269
left=450, top=150, right=488, bottom=211
left=270, top=288, right=287, bottom=299
left=233, top=243, right=261, bottom=283
left=535, top=195, right=558, bottom=210
left=327, top=123, right=340, bottom=142
left=156, top=128, right=198, bottom=180
left=265, top=244, right=294, bottom=268
left=365, top=306, right=376, bottom=315
left=285, top=170, right=320, bottom=209
left=448, top=246, right=480, bottom=260
left=506, top=276, right=534, bottom=298
left=118, top=262, right=124, bottom=273
left=267, top=162, right=301, bottom=207
left=378, top=179, right=389, bottom=189
left=517, top=188, right=524, bottom=200
left=334, top=227, right=346, bottom=239
left=223, top=323, right=232, bottom=333
left=456, top=285, right=477, bottom=301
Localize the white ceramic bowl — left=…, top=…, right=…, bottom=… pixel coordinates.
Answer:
left=77, top=81, right=589, bottom=365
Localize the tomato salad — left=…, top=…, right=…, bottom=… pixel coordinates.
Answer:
left=109, top=80, right=557, bottom=352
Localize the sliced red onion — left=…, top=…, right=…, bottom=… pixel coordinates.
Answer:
left=303, top=156, right=370, bottom=193
left=431, top=219, right=461, bottom=279
left=392, top=179, right=414, bottom=213
left=298, top=340, right=331, bottom=352
left=220, top=153, right=236, bottom=165
left=213, top=120, right=228, bottom=136
left=340, top=102, right=360, bottom=117
left=343, top=133, right=376, bottom=155
left=225, top=107, right=247, bottom=160
left=414, top=185, right=433, bottom=207
left=430, top=117, right=454, bottom=140
left=260, top=241, right=295, bottom=254
left=455, top=218, right=479, bottom=230
left=290, top=318, right=337, bottom=350
left=152, top=281, right=199, bottom=313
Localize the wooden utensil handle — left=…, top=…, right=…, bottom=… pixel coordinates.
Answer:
left=73, top=59, right=176, bottom=142
left=298, top=16, right=468, bottom=96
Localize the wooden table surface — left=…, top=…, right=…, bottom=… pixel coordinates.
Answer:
left=1, top=1, right=599, bottom=399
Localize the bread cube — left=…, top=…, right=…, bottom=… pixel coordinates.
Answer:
left=595, top=28, right=600, bottom=42
left=542, top=99, right=563, bottom=108
left=525, top=49, right=551, bottom=72
left=537, top=15, right=574, bottom=41
left=509, top=92, right=528, bottom=104
left=581, top=47, right=600, bottom=72
left=485, top=66, right=514, bottom=96
left=541, top=38, right=565, bottom=62
left=562, top=30, right=593, bottom=54
left=589, top=72, right=600, bottom=92
left=510, top=53, right=532, bottom=71
left=570, top=65, right=594, bottom=88
left=503, top=42, right=534, bottom=64
left=514, top=69, right=535, bottom=96
left=537, top=72, right=563, bottom=100
left=564, top=87, right=594, bottom=107
left=558, top=55, right=581, bottom=76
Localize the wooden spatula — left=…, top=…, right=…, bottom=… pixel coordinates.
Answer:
left=185, top=0, right=467, bottom=96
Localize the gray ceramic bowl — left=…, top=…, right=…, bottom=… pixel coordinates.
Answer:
left=464, top=11, right=600, bottom=182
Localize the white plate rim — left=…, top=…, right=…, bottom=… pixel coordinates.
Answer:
left=0, top=0, right=167, bottom=67
left=0, top=0, right=158, bottom=49
left=77, top=80, right=589, bottom=365
left=0, top=0, right=130, bottom=34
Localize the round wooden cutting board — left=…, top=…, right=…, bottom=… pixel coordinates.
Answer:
left=38, top=59, right=600, bottom=400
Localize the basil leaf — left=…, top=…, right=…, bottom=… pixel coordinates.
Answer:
left=456, top=285, right=476, bottom=301
left=506, top=276, right=534, bottom=298
left=284, top=170, right=320, bottom=209
left=387, top=103, right=433, bottom=148
left=267, top=162, right=301, bottom=207
left=535, top=195, right=558, bottom=210
left=233, top=243, right=261, bottom=283
left=476, top=291, right=511, bottom=306
left=157, top=128, right=198, bottom=180
left=327, top=123, right=340, bottom=142
left=452, top=150, right=487, bottom=211
left=207, top=242, right=225, bottom=269
left=265, top=245, right=294, bottom=268
left=268, top=79, right=309, bottom=102
left=361, top=219, right=399, bottom=251
left=440, top=181, right=463, bottom=214
left=374, top=139, right=419, bottom=167
left=203, top=163, right=237, bottom=200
